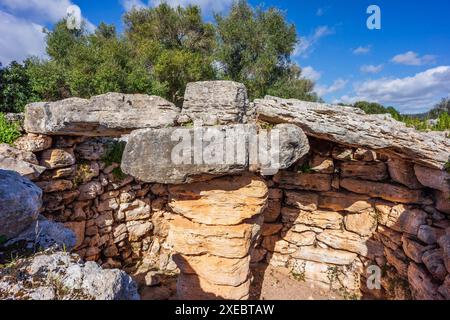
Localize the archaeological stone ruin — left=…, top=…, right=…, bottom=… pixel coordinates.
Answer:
left=0, top=80, right=449, bottom=300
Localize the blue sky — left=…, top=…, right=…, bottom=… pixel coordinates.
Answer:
left=1, top=0, right=449, bottom=113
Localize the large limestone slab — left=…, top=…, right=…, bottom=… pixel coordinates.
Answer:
left=0, top=170, right=42, bottom=239
left=24, top=93, right=179, bottom=136
left=122, top=124, right=309, bottom=184
left=181, top=81, right=250, bottom=125
left=317, top=229, right=383, bottom=257
left=122, top=125, right=254, bottom=184
left=292, top=246, right=358, bottom=265
left=255, top=96, right=450, bottom=170
left=169, top=174, right=268, bottom=225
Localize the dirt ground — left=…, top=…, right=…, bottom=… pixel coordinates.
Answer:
left=250, top=263, right=344, bottom=300
left=139, top=263, right=344, bottom=300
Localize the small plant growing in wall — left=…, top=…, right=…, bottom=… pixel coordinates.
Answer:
left=445, top=161, right=450, bottom=174
left=101, top=141, right=127, bottom=180
left=291, top=261, right=306, bottom=282
left=298, top=163, right=314, bottom=174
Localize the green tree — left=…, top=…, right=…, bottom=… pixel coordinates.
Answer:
left=124, top=3, right=216, bottom=104
left=214, top=0, right=316, bottom=101
left=0, top=61, right=37, bottom=113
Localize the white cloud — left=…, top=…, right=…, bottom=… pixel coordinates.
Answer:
left=0, top=1, right=96, bottom=64
left=121, top=0, right=233, bottom=13
left=301, top=66, right=321, bottom=82
left=391, top=51, right=437, bottom=66
left=316, top=8, right=324, bottom=16
left=121, top=0, right=146, bottom=11
left=315, top=78, right=348, bottom=96
left=360, top=64, right=384, bottom=74
left=0, top=10, right=46, bottom=65
left=337, top=66, right=450, bottom=113
left=353, top=46, right=371, bottom=55
left=294, top=26, right=335, bottom=58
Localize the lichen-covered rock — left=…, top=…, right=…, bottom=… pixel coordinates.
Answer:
left=0, top=252, right=139, bottom=300
left=180, top=81, right=249, bottom=126
left=169, top=174, right=268, bottom=225
left=39, top=149, right=76, bottom=169
left=24, top=93, right=179, bottom=136
left=122, top=125, right=255, bottom=184
left=7, top=215, right=76, bottom=251
left=0, top=170, right=42, bottom=239
left=14, top=134, right=52, bottom=152
left=255, top=96, right=450, bottom=169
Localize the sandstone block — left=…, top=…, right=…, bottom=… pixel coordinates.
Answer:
left=292, top=246, right=358, bottom=265
left=340, top=178, right=432, bottom=204
left=14, top=134, right=52, bottom=152
left=340, top=161, right=388, bottom=181
left=414, top=165, right=450, bottom=193
left=285, top=191, right=319, bottom=211
left=274, top=172, right=332, bottom=191
left=39, top=149, right=76, bottom=169
left=344, top=209, right=377, bottom=237
left=281, top=207, right=343, bottom=229
left=169, top=174, right=268, bottom=225
left=318, top=191, right=372, bottom=213
left=387, top=158, right=422, bottom=189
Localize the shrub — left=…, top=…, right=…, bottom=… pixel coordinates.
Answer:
left=0, top=113, right=21, bottom=144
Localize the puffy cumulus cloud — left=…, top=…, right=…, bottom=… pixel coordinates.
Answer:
left=0, top=1, right=95, bottom=64
left=353, top=45, right=371, bottom=55
left=391, top=51, right=437, bottom=66
left=337, top=66, right=450, bottom=113
left=121, top=0, right=233, bottom=13
left=294, top=26, right=335, bottom=58
left=0, top=11, right=46, bottom=65
left=315, top=78, right=348, bottom=96
left=360, top=64, right=383, bottom=74
left=301, top=66, right=321, bottom=82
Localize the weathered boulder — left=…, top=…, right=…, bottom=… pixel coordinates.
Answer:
left=0, top=155, right=46, bottom=180
left=7, top=215, right=76, bottom=251
left=169, top=174, right=268, bottom=225
left=435, top=191, right=450, bottom=214
left=24, top=93, right=179, bottom=136
left=0, top=252, right=140, bottom=300
left=255, top=96, right=450, bottom=169
left=0, top=143, right=38, bottom=164
left=0, top=170, right=42, bottom=239
left=180, top=81, right=250, bottom=126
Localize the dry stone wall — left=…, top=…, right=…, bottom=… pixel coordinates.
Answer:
left=1, top=80, right=449, bottom=300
